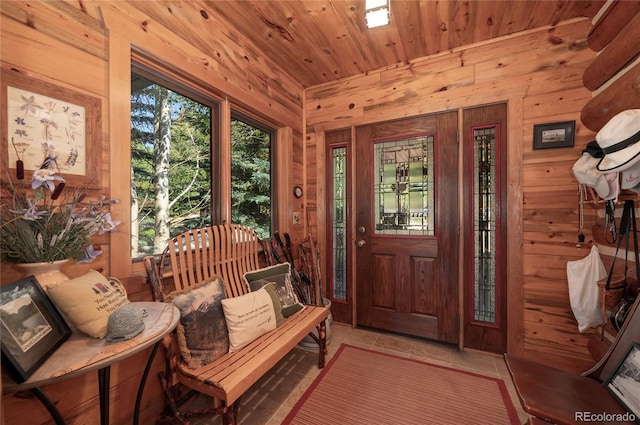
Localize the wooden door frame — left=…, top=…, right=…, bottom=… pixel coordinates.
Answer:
left=317, top=100, right=523, bottom=356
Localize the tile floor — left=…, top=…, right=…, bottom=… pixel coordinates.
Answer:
left=185, top=323, right=529, bottom=424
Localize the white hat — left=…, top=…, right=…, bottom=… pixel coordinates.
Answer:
left=602, top=172, right=619, bottom=200
left=596, top=109, right=640, bottom=172
left=573, top=153, right=609, bottom=198
left=622, top=160, right=640, bottom=192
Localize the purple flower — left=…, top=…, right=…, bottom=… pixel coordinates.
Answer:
left=31, top=169, right=65, bottom=192
left=75, top=245, right=104, bottom=263
left=9, top=199, right=47, bottom=220
left=98, top=213, right=121, bottom=234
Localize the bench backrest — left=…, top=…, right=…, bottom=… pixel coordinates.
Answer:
left=157, top=224, right=262, bottom=300
left=584, top=293, right=640, bottom=382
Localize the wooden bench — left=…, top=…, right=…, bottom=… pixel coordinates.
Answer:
left=144, top=224, right=329, bottom=424
left=505, top=294, right=640, bottom=425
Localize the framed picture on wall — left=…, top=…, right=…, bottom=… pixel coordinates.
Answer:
left=0, top=276, right=71, bottom=383
left=606, top=342, right=640, bottom=422
left=533, top=120, right=575, bottom=150
left=1, top=69, right=102, bottom=188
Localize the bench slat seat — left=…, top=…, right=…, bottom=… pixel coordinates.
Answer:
left=176, top=305, right=328, bottom=405
left=144, top=224, right=328, bottom=424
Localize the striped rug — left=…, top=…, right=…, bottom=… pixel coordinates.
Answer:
left=282, top=344, right=520, bottom=425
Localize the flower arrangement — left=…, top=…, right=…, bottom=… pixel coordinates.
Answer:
left=1, top=152, right=119, bottom=264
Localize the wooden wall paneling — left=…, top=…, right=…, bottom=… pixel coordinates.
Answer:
left=305, top=20, right=597, bottom=368
left=304, top=131, right=326, bottom=299
left=524, top=88, right=595, bottom=131
left=583, top=12, right=640, bottom=91
left=0, top=0, right=107, bottom=60
left=506, top=97, right=525, bottom=358
left=306, top=20, right=592, bottom=133
left=0, top=18, right=106, bottom=99
left=587, top=0, right=640, bottom=52
left=107, top=30, right=133, bottom=281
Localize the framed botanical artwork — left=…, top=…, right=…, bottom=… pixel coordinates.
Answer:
left=1, top=69, right=102, bottom=188
left=606, top=342, right=640, bottom=422
left=0, top=276, right=71, bottom=383
left=533, top=120, right=575, bottom=150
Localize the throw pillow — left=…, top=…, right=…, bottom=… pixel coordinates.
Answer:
left=47, top=270, right=130, bottom=339
left=166, top=277, right=229, bottom=369
left=221, top=283, right=284, bottom=352
left=243, top=263, right=304, bottom=317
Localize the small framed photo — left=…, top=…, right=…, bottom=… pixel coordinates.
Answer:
left=1, top=276, right=71, bottom=383
left=606, top=342, right=640, bottom=421
left=533, top=120, right=575, bottom=150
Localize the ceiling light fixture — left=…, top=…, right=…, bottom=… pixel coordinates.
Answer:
left=365, top=0, right=390, bottom=29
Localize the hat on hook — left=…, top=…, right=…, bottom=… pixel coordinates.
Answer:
left=602, top=172, right=620, bottom=201
left=622, top=160, right=640, bottom=192
left=573, top=153, right=610, bottom=198
left=596, top=109, right=640, bottom=172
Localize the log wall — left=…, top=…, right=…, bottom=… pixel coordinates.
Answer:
left=305, top=18, right=602, bottom=373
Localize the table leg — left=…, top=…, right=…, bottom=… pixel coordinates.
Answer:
left=29, top=387, right=66, bottom=425
left=133, top=341, right=160, bottom=425
left=98, top=366, right=110, bottom=425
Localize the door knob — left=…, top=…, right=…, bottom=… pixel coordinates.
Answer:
left=356, top=240, right=366, bottom=248
left=358, top=226, right=366, bottom=234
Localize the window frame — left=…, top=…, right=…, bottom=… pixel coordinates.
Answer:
left=125, top=53, right=280, bottom=265
left=130, top=63, right=222, bottom=258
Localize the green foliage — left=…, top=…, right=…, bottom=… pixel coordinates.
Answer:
left=131, top=76, right=272, bottom=255
left=231, top=120, right=271, bottom=238
left=131, top=81, right=212, bottom=256
left=0, top=169, right=119, bottom=263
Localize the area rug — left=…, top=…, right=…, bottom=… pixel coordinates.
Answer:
left=282, top=343, right=520, bottom=425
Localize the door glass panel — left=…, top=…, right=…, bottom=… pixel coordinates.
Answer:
left=331, top=146, right=347, bottom=300
left=374, top=136, right=434, bottom=236
left=473, top=127, right=496, bottom=323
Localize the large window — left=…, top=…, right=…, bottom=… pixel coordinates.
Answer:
left=130, top=69, right=218, bottom=258
left=130, top=64, right=277, bottom=259
left=230, top=115, right=274, bottom=239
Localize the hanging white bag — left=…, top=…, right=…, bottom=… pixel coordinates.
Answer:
left=566, top=245, right=606, bottom=332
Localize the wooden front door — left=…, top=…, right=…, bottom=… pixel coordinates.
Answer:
left=355, top=111, right=459, bottom=343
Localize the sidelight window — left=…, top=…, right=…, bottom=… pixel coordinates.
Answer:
left=472, top=127, right=497, bottom=324
left=330, top=146, right=348, bottom=300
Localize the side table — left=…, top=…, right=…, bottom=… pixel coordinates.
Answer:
left=3, top=301, right=179, bottom=425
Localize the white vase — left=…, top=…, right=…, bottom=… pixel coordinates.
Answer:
left=14, top=259, right=71, bottom=290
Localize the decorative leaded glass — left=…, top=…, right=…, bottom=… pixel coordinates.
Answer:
left=473, top=127, right=497, bottom=323
left=373, top=136, right=434, bottom=236
left=331, top=147, right=347, bottom=300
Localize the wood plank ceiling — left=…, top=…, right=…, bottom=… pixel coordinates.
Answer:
left=201, top=0, right=606, bottom=88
